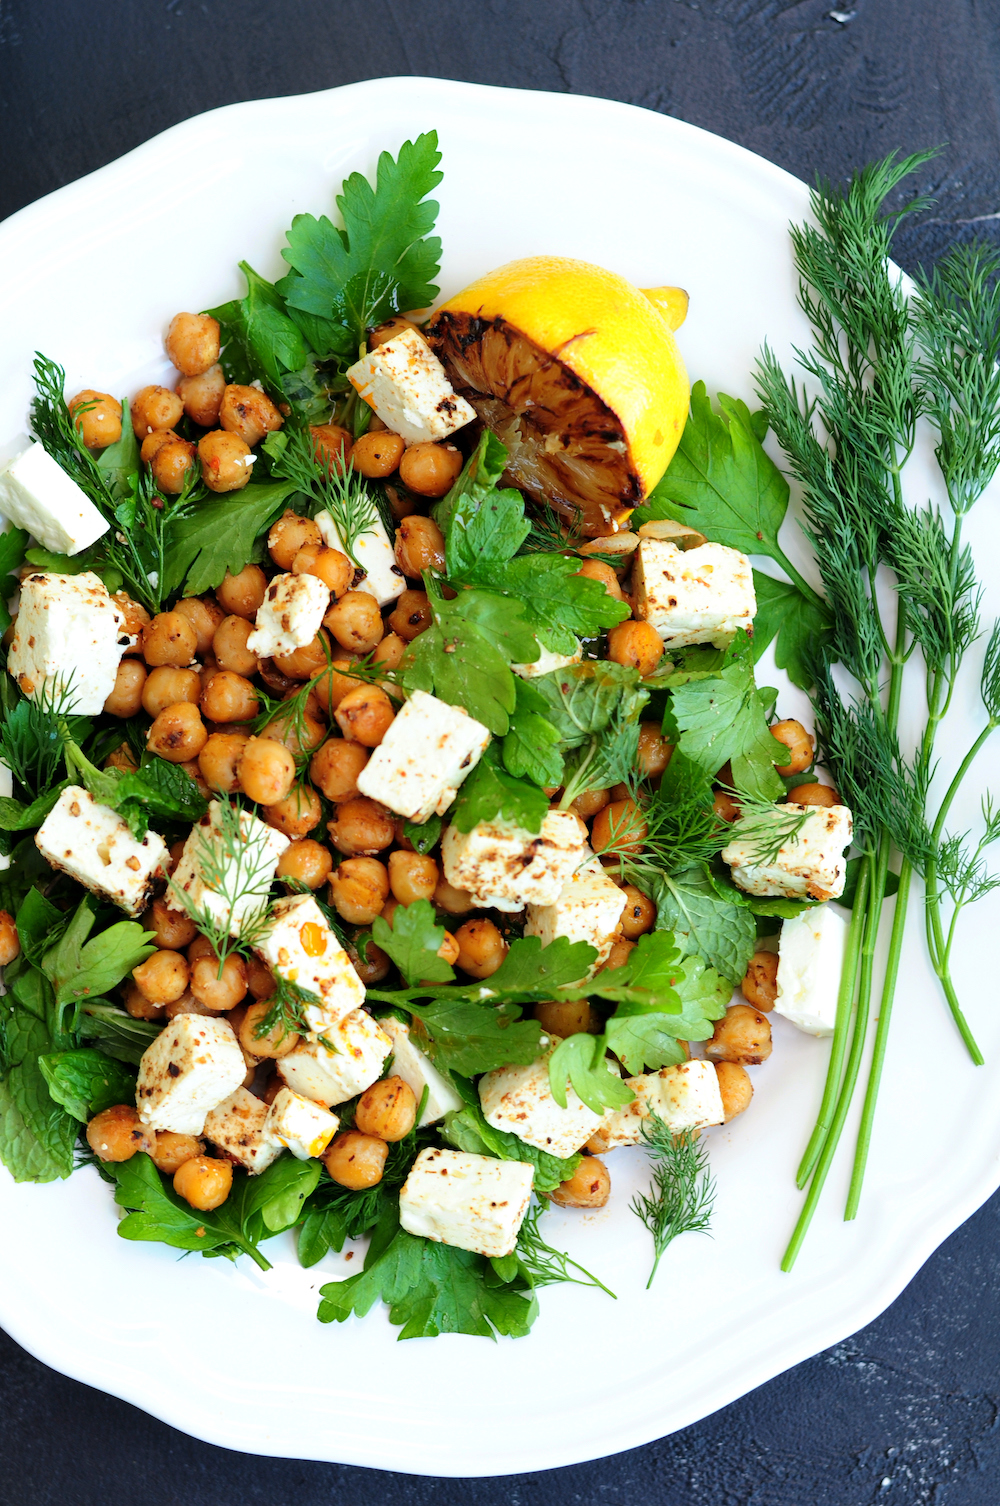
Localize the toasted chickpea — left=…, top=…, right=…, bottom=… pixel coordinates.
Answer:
left=113, top=593, right=151, bottom=653
left=713, top=789, right=742, bottom=823
left=599, top=936, right=635, bottom=973
left=637, top=722, right=672, bottom=779
left=576, top=558, right=625, bottom=602
left=715, top=1061, right=754, bottom=1122
left=533, top=999, right=594, bottom=1036
left=131, top=384, right=184, bottom=437
left=259, top=707, right=325, bottom=757
left=174, top=1155, right=232, bottom=1210
left=590, top=798, right=648, bottom=854
left=326, top=797, right=395, bottom=856
left=310, top=738, right=369, bottom=802
left=69, top=389, right=121, bottom=449
left=143, top=897, right=197, bottom=950
left=132, top=949, right=190, bottom=1006
left=151, top=435, right=197, bottom=495
left=147, top=702, right=207, bottom=763
left=768, top=718, right=814, bottom=776
left=104, top=658, right=147, bottom=717
left=619, top=885, right=656, bottom=939
left=607, top=619, right=662, bottom=675
left=398, top=441, right=463, bottom=498
left=239, top=999, right=300, bottom=1059
left=219, top=383, right=283, bottom=446
left=329, top=856, right=390, bottom=925
left=212, top=615, right=258, bottom=676
left=310, top=423, right=352, bottom=475
left=435, top=930, right=460, bottom=969
left=274, top=632, right=332, bottom=682
left=394, top=514, right=446, bottom=578
left=165, top=312, right=221, bottom=376
left=388, top=850, right=438, bottom=906
left=372, top=631, right=407, bottom=671
left=86, top=1104, right=156, bottom=1163
left=237, top=737, right=296, bottom=805
left=368, top=315, right=423, bottom=348
left=140, top=429, right=176, bottom=465
left=334, top=684, right=395, bottom=746
left=570, top=787, right=611, bottom=821
left=141, top=666, right=201, bottom=718
left=308, top=658, right=360, bottom=713
left=267, top=509, right=322, bottom=570
left=265, top=785, right=322, bottom=839
left=150, top=1131, right=204, bottom=1175
left=348, top=936, right=391, bottom=985
left=742, top=950, right=779, bottom=1011
left=176, top=362, right=226, bottom=426
left=216, top=563, right=266, bottom=618
left=245, top=956, right=276, bottom=1001
left=385, top=482, right=420, bottom=520
left=433, top=875, right=475, bottom=916
left=277, top=838, right=333, bottom=890
left=190, top=953, right=247, bottom=1011
left=0, top=909, right=21, bottom=966
left=198, top=429, right=253, bottom=492
left=186, top=933, right=216, bottom=963
left=174, top=596, right=224, bottom=656
left=787, top=783, right=840, bottom=808
left=324, top=1130, right=387, bottom=1189
left=292, top=543, right=354, bottom=596
left=550, top=1155, right=611, bottom=1209
left=324, top=590, right=385, bottom=654
left=123, top=982, right=165, bottom=1021
left=142, top=611, right=197, bottom=668
left=387, top=589, right=432, bottom=642
left=355, top=1075, right=417, bottom=1141
left=454, top=918, right=508, bottom=980
left=350, top=429, right=405, bottom=478
left=200, top=670, right=259, bottom=723
left=197, top=730, right=249, bottom=793
left=705, top=1003, right=772, bottom=1065
left=105, top=742, right=138, bottom=774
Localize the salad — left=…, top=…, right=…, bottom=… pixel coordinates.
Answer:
left=1, top=134, right=993, bottom=1340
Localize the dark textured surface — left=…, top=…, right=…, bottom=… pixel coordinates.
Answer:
left=3, top=2, right=1000, bottom=1503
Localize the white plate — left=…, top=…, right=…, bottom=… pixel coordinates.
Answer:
left=1, top=77, right=999, bottom=1477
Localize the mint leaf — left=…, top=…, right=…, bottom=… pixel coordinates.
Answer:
left=441, top=1093, right=580, bottom=1196
left=162, top=479, right=299, bottom=597
left=15, top=888, right=66, bottom=966
left=371, top=899, right=454, bottom=986
left=751, top=570, right=833, bottom=690
left=0, top=783, right=69, bottom=834
left=528, top=660, right=644, bottom=749
left=65, top=738, right=208, bottom=838
left=38, top=1048, right=135, bottom=1121
left=75, top=1003, right=162, bottom=1065
left=0, top=1007, right=77, bottom=1183
left=649, top=865, right=757, bottom=985
left=668, top=630, right=786, bottom=801
left=450, top=744, right=550, bottom=834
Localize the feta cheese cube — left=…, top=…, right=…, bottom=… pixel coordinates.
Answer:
left=316, top=509, right=406, bottom=608
left=722, top=803, right=853, bottom=901
left=356, top=689, right=491, bottom=822
left=441, top=809, right=589, bottom=912
left=35, top=785, right=168, bottom=916
left=398, top=1147, right=534, bottom=1258
left=378, top=1016, right=463, bottom=1126
left=595, top=1061, right=725, bottom=1147
left=0, top=442, right=109, bottom=556
left=253, top=892, right=365, bottom=1038
left=264, top=1086, right=340, bottom=1160
left=510, top=641, right=582, bottom=679
left=346, top=327, right=476, bottom=446
left=135, top=1014, right=247, bottom=1135
left=479, top=1038, right=610, bottom=1158
left=7, top=571, right=128, bottom=713
left=167, top=800, right=289, bottom=937
left=524, top=858, right=627, bottom=977
left=775, top=903, right=849, bottom=1035
left=203, top=1086, right=282, bottom=1174
left=633, top=538, right=755, bottom=648
left=245, top=571, right=329, bottom=659
left=0, top=761, right=12, bottom=873
left=276, top=1010, right=392, bottom=1106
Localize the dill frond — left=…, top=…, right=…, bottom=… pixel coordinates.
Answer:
left=516, top=1201, right=616, bottom=1297
left=630, top=1119, right=715, bottom=1287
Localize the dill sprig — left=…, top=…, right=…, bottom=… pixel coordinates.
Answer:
left=166, top=799, right=280, bottom=968
left=721, top=793, right=814, bottom=867
left=254, top=972, right=322, bottom=1040
left=265, top=426, right=380, bottom=566
left=516, top=1202, right=616, bottom=1297
left=0, top=676, right=87, bottom=799
left=630, top=1120, right=715, bottom=1288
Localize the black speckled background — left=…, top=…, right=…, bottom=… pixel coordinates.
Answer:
left=3, top=3, right=1000, bottom=1502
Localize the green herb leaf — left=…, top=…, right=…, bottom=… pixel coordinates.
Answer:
left=38, top=1048, right=136, bottom=1121
left=668, top=630, right=786, bottom=800
left=0, top=525, right=29, bottom=632
left=450, top=744, right=550, bottom=835
left=371, top=899, right=455, bottom=986
left=502, top=678, right=565, bottom=789
left=41, top=898, right=155, bottom=1020
left=161, top=479, right=299, bottom=597
left=484, top=934, right=600, bottom=996
left=75, top=1003, right=162, bottom=1065
left=648, top=865, right=757, bottom=985
left=399, top=584, right=529, bottom=736
left=528, top=660, right=644, bottom=749
left=406, top=998, right=542, bottom=1078
left=403, top=813, right=442, bottom=854
left=207, top=262, right=310, bottom=393
left=751, top=570, right=832, bottom=690
left=547, top=1033, right=634, bottom=1114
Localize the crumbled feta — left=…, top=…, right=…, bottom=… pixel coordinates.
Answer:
left=378, top=1016, right=463, bottom=1126
left=479, top=1038, right=610, bottom=1159
left=264, top=1086, right=340, bottom=1160
left=276, top=1010, right=392, bottom=1106
left=135, top=1014, right=247, bottom=1135
left=524, top=858, right=627, bottom=977
left=441, top=810, right=589, bottom=912
left=356, top=689, right=491, bottom=823
left=203, top=1086, right=282, bottom=1173
left=245, top=571, right=330, bottom=659
left=0, top=442, right=109, bottom=556
left=722, top=803, right=853, bottom=902
left=167, top=800, right=289, bottom=937
left=35, top=785, right=168, bottom=916
left=0, top=762, right=11, bottom=873
left=510, top=641, right=583, bottom=679
left=346, top=327, right=476, bottom=446
left=7, top=571, right=128, bottom=713
left=596, top=1060, right=725, bottom=1147
left=775, top=903, right=850, bottom=1035
left=253, top=892, right=365, bottom=1038
left=632, top=538, right=755, bottom=648
left=316, top=509, right=405, bottom=608
left=398, top=1146, right=534, bottom=1258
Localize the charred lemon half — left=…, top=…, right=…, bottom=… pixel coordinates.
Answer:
left=427, top=256, right=690, bottom=537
